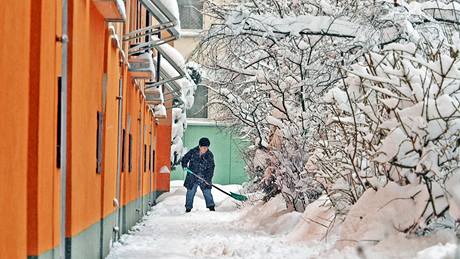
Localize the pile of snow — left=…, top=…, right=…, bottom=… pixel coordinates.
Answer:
left=237, top=186, right=459, bottom=258
left=239, top=195, right=302, bottom=235
left=446, top=170, right=460, bottom=220
left=287, top=196, right=337, bottom=243
left=339, top=183, right=430, bottom=246
left=316, top=182, right=458, bottom=258
left=107, top=181, right=459, bottom=259
left=237, top=193, right=337, bottom=243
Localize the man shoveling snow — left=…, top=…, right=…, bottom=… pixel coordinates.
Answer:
left=181, top=137, right=216, bottom=213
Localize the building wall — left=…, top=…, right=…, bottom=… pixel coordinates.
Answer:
left=154, top=94, right=173, bottom=192
left=67, top=0, right=106, bottom=237
left=0, top=1, right=31, bottom=258
left=101, top=31, right=120, bottom=220
left=0, top=0, right=179, bottom=257
left=27, top=0, right=62, bottom=257
left=171, top=121, right=249, bottom=185
left=142, top=109, right=154, bottom=197
left=173, top=34, right=200, bottom=59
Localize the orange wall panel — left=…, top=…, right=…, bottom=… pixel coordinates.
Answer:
left=0, top=1, right=31, bottom=258
left=155, top=100, right=172, bottom=192
left=122, top=77, right=142, bottom=205
left=0, top=0, right=176, bottom=257
left=143, top=110, right=153, bottom=196
left=27, top=0, right=61, bottom=256
left=102, top=38, right=122, bottom=217
left=119, top=71, right=128, bottom=207
left=68, top=0, right=106, bottom=236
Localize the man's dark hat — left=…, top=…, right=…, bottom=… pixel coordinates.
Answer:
left=199, top=137, right=210, bottom=147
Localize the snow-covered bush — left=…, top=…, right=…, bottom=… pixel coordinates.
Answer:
left=320, top=31, right=460, bottom=228
left=170, top=65, right=200, bottom=166
left=193, top=0, right=356, bottom=211
left=192, top=0, right=460, bottom=228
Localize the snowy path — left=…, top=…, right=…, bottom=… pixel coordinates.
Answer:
left=107, top=182, right=321, bottom=259
left=106, top=181, right=458, bottom=259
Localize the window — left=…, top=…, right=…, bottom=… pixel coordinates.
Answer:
left=129, top=133, right=133, bottom=172
left=56, top=77, right=62, bottom=168
left=121, top=129, right=126, bottom=172
left=152, top=150, right=156, bottom=172
left=187, top=84, right=208, bottom=118
left=177, top=0, right=203, bottom=30
left=96, top=111, right=103, bottom=173
left=144, top=144, right=147, bottom=172
left=149, top=145, right=152, bottom=171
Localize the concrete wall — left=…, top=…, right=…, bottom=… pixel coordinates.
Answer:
left=174, top=33, right=201, bottom=59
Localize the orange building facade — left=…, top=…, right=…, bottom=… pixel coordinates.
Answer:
left=0, top=0, right=181, bottom=258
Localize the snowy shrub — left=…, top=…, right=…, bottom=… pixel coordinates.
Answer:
left=170, top=65, right=199, bottom=166
left=192, top=0, right=358, bottom=211
left=320, top=34, right=460, bottom=228
left=192, top=0, right=460, bottom=227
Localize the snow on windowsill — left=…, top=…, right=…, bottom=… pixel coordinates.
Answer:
left=159, top=165, right=170, bottom=174
left=178, top=29, right=202, bottom=38
left=186, top=118, right=230, bottom=126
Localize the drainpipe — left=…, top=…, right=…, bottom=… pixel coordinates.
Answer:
left=152, top=32, right=162, bottom=205
left=155, top=32, right=161, bottom=85
left=149, top=117, right=153, bottom=205
left=60, top=0, right=69, bottom=257
left=137, top=111, right=143, bottom=218
left=115, top=76, right=123, bottom=241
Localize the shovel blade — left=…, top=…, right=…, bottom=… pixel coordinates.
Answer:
left=230, top=192, right=248, bottom=201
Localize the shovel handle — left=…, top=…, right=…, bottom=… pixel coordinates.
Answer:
left=185, top=168, right=232, bottom=197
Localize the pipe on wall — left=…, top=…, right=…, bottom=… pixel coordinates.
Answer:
left=137, top=110, right=143, bottom=217
left=59, top=0, right=68, bottom=257
left=115, top=76, right=123, bottom=241
left=149, top=116, right=153, bottom=205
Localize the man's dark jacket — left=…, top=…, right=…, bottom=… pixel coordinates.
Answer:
left=181, top=146, right=215, bottom=189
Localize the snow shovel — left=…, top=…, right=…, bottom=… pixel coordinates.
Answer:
left=184, top=168, right=248, bottom=201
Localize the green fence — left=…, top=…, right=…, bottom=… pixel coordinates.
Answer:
left=171, top=120, right=248, bottom=185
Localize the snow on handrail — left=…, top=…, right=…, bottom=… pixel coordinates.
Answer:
left=139, top=0, right=180, bottom=37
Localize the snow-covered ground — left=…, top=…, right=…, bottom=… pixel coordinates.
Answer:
left=107, top=181, right=459, bottom=259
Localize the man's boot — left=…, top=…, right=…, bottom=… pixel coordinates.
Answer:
left=185, top=208, right=191, bottom=213
left=209, top=206, right=215, bottom=211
